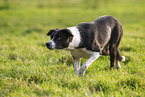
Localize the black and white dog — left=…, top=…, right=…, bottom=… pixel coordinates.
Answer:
left=46, top=15, right=125, bottom=76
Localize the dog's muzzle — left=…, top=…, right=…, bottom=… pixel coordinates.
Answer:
left=46, top=41, right=55, bottom=50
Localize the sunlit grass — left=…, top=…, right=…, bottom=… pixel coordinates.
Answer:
left=0, top=0, right=145, bottom=96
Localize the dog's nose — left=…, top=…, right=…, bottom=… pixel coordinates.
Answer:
left=46, top=42, right=50, bottom=47
left=46, top=41, right=55, bottom=50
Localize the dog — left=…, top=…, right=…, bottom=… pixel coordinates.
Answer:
left=46, top=15, right=125, bottom=76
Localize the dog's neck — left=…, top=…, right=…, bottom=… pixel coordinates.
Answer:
left=67, top=27, right=81, bottom=49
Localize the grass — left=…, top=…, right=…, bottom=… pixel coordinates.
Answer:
left=0, top=0, right=145, bottom=96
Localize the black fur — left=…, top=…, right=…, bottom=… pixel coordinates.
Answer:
left=47, top=29, right=73, bottom=49
left=77, top=15, right=123, bottom=69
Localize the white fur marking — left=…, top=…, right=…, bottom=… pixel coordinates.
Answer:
left=116, top=60, right=121, bottom=69
left=67, top=27, right=81, bottom=49
left=48, top=40, right=56, bottom=49
left=122, top=56, right=125, bottom=62
left=74, top=58, right=81, bottom=74
left=78, top=52, right=100, bottom=76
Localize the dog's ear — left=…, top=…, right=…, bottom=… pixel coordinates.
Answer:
left=61, top=29, right=74, bottom=37
left=47, top=28, right=58, bottom=36
left=61, top=29, right=74, bottom=42
left=47, top=30, right=55, bottom=36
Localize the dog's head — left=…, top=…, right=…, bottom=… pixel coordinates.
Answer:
left=46, top=29, right=73, bottom=50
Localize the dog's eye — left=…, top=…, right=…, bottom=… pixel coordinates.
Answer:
left=57, top=37, right=61, bottom=40
left=55, top=35, right=61, bottom=40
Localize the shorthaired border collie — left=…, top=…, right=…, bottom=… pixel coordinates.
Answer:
left=46, top=15, right=125, bottom=76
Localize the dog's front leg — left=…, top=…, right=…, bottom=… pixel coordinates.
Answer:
left=74, top=58, right=81, bottom=74
left=79, top=52, right=100, bottom=76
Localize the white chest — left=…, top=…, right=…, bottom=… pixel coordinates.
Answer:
left=70, top=48, right=94, bottom=59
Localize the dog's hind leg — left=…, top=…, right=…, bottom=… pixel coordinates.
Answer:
left=110, top=45, right=117, bottom=70
left=116, top=48, right=125, bottom=62
left=110, top=24, right=122, bottom=69
left=116, top=48, right=125, bottom=69
left=116, top=49, right=122, bottom=69
left=110, top=22, right=124, bottom=69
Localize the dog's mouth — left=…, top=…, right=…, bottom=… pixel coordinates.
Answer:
left=46, top=47, right=55, bottom=50
left=47, top=46, right=64, bottom=50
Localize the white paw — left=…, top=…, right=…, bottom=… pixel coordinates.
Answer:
left=116, top=60, right=121, bottom=69
left=122, top=56, right=125, bottom=62
left=78, top=68, right=86, bottom=76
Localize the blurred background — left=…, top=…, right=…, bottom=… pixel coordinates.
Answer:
left=0, top=0, right=145, bottom=35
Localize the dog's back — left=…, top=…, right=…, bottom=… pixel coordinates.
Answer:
left=77, top=15, right=123, bottom=55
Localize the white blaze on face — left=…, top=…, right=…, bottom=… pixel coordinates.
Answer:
left=67, top=27, right=81, bottom=49
left=47, top=39, right=56, bottom=49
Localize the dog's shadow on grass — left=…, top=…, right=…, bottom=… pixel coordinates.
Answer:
left=57, top=54, right=132, bottom=68
left=120, top=46, right=136, bottom=52
left=57, top=56, right=132, bottom=77
left=57, top=56, right=74, bottom=66
left=119, top=46, right=133, bottom=65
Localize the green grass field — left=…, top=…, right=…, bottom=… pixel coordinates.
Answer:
left=0, top=0, right=145, bottom=96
